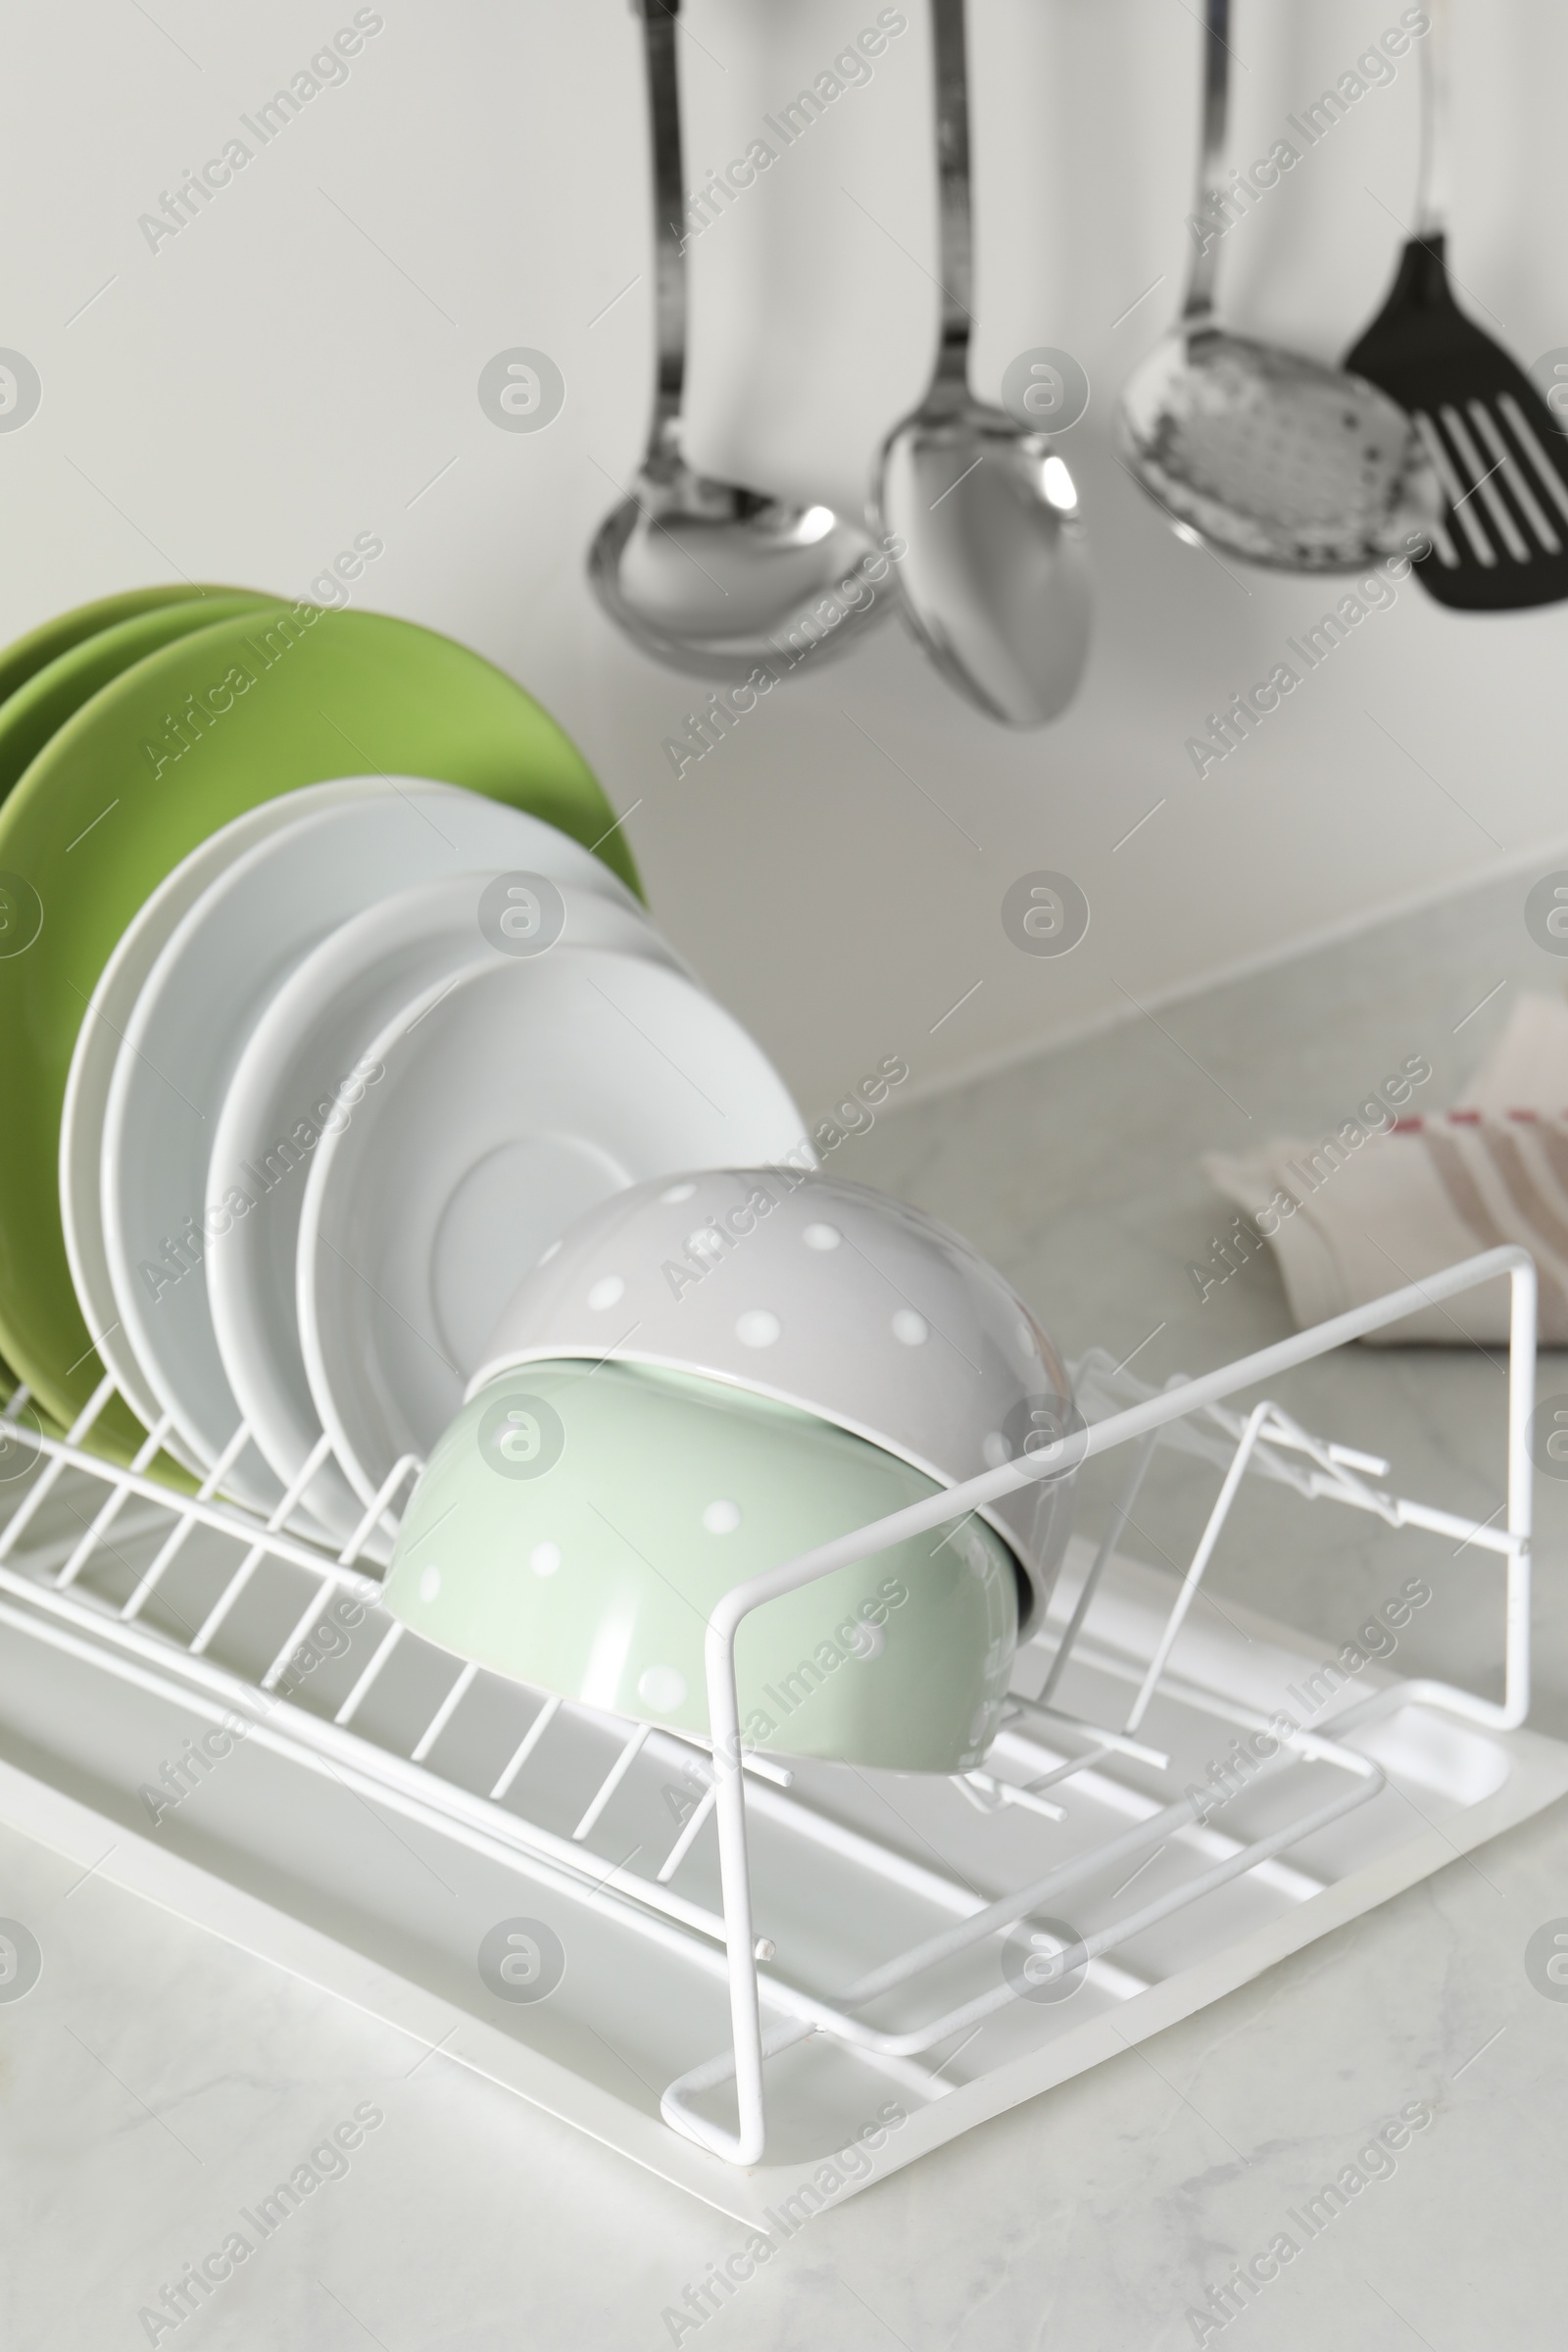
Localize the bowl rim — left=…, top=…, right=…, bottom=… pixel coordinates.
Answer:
left=465, top=1343, right=1069, bottom=1636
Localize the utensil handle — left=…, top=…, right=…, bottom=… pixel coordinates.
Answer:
left=636, top=0, right=687, bottom=418
left=930, top=0, right=974, bottom=379
left=1184, top=0, right=1232, bottom=319
left=1414, top=0, right=1451, bottom=241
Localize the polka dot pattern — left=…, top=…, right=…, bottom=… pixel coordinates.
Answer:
left=638, top=1664, right=687, bottom=1712
left=471, top=1164, right=1076, bottom=1644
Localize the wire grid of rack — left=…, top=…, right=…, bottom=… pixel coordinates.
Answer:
left=0, top=1244, right=1543, bottom=2186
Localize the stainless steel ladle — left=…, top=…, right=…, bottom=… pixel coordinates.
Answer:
left=589, top=0, right=892, bottom=682
left=871, top=0, right=1091, bottom=728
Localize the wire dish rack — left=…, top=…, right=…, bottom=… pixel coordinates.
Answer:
left=1, top=1244, right=1564, bottom=2219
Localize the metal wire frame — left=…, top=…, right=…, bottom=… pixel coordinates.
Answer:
left=0, top=1247, right=1536, bottom=2170
left=682, top=1246, right=1536, bottom=2164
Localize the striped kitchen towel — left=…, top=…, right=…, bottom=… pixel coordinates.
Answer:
left=1203, top=993, right=1568, bottom=1344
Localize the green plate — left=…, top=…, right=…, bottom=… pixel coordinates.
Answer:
left=0, top=593, right=275, bottom=810
left=0, top=584, right=247, bottom=710
left=0, top=1395, right=66, bottom=1489
left=0, top=602, right=641, bottom=1450
left=0, top=589, right=274, bottom=1410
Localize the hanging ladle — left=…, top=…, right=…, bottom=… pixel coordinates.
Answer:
left=589, top=0, right=892, bottom=682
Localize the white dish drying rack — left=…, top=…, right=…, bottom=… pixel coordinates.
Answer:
left=0, top=1244, right=1562, bottom=2220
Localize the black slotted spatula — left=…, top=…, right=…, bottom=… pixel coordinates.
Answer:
left=1345, top=0, right=1568, bottom=611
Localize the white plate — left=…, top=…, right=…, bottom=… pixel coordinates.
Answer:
left=206, top=871, right=696, bottom=1545
left=296, top=949, right=808, bottom=1509
left=99, top=784, right=639, bottom=1514
left=60, top=778, right=405, bottom=1465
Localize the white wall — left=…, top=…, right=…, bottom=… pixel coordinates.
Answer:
left=4, top=0, right=1566, bottom=1113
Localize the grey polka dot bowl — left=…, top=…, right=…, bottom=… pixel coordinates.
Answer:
left=383, top=1358, right=1020, bottom=1770
left=468, top=1169, right=1077, bottom=1636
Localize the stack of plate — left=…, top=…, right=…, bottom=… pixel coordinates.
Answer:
left=0, top=588, right=806, bottom=1546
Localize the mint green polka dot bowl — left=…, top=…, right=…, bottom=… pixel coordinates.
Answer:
left=381, top=1357, right=1020, bottom=1771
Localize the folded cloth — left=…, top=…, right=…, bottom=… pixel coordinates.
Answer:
left=1203, top=993, right=1568, bottom=1345
left=1453, top=987, right=1568, bottom=1116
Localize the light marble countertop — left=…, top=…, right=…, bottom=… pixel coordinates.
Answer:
left=5, top=868, right=1567, bottom=2352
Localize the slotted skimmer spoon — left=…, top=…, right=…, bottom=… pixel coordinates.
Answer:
left=1344, top=0, right=1568, bottom=609
left=1118, top=0, right=1440, bottom=571
left=589, top=0, right=890, bottom=681
left=871, top=0, right=1090, bottom=727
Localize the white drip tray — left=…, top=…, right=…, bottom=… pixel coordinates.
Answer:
left=2, top=1527, right=1562, bottom=2223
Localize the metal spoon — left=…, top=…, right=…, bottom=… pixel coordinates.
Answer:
left=871, top=0, right=1090, bottom=728
left=589, top=0, right=891, bottom=683
left=1117, top=0, right=1440, bottom=571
